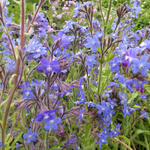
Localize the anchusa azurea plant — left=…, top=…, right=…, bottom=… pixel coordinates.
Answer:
left=0, top=0, right=150, bottom=149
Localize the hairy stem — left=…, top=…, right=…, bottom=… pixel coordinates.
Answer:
left=2, top=85, right=16, bottom=148
left=26, top=0, right=45, bottom=33
left=20, top=0, right=25, bottom=51
left=99, top=0, right=105, bottom=23
left=111, top=138, right=133, bottom=150
left=0, top=87, right=5, bottom=104
left=104, top=0, right=112, bottom=34
left=106, top=0, right=112, bottom=24
left=1, top=0, right=26, bottom=148
left=97, top=55, right=103, bottom=100
left=0, top=18, right=16, bottom=61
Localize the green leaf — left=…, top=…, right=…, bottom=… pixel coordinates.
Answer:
left=119, top=135, right=131, bottom=146
left=132, top=129, right=150, bottom=139
left=128, top=92, right=138, bottom=103
left=145, top=84, right=150, bottom=94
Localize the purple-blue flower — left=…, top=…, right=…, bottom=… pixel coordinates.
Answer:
left=23, top=129, right=38, bottom=144
left=44, top=117, right=62, bottom=131
left=109, top=56, right=120, bottom=73
left=85, top=34, right=100, bottom=53
left=140, top=111, right=149, bottom=118
left=0, top=141, right=6, bottom=147
left=131, top=55, right=150, bottom=77
left=22, top=89, right=34, bottom=99
left=37, top=58, right=61, bottom=74
left=86, top=54, right=97, bottom=70
left=25, top=38, right=47, bottom=60
left=51, top=31, right=71, bottom=50
left=73, top=2, right=82, bottom=17
left=36, top=110, right=56, bottom=122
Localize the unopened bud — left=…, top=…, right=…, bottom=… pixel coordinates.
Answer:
left=116, top=3, right=130, bottom=19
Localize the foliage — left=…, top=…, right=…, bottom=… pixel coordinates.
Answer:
left=0, top=0, right=150, bottom=150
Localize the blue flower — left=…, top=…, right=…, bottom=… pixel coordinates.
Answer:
left=73, top=2, right=82, bottom=17
left=140, top=39, right=150, bottom=50
left=109, top=56, right=120, bottom=73
left=0, top=141, right=6, bottom=147
left=37, top=58, right=61, bottom=74
left=96, top=101, right=110, bottom=116
left=44, top=117, right=62, bottom=131
left=0, top=84, right=2, bottom=89
left=36, top=110, right=56, bottom=122
left=4, top=57, right=15, bottom=72
left=86, top=54, right=97, bottom=70
left=19, top=81, right=31, bottom=89
left=51, top=31, right=71, bottom=50
left=140, top=111, right=149, bottom=119
left=15, top=142, right=20, bottom=149
left=62, top=20, right=77, bottom=33
left=131, top=55, right=150, bottom=76
left=36, top=12, right=49, bottom=38
left=25, top=37, right=47, bottom=60
left=132, top=1, right=141, bottom=17
left=85, top=34, right=100, bottom=53
left=23, top=129, right=38, bottom=144
left=22, top=89, right=34, bottom=99
left=77, top=107, right=85, bottom=122
left=97, top=129, right=109, bottom=148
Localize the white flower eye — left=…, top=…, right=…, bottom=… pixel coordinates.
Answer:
left=47, top=66, right=52, bottom=71
left=25, top=92, right=30, bottom=96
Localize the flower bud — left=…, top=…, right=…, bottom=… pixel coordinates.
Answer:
left=116, top=3, right=130, bottom=19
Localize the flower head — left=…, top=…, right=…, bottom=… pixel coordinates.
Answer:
left=0, top=141, right=6, bottom=147
left=131, top=55, right=150, bottom=76
left=44, top=117, right=62, bottom=131
left=23, top=129, right=38, bottom=144
left=37, top=58, right=61, bottom=74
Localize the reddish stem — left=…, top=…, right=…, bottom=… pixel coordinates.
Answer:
left=26, top=0, right=45, bottom=33
left=20, top=0, right=25, bottom=51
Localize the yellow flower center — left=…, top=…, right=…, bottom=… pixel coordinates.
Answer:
left=50, top=120, right=54, bottom=124
left=28, top=135, right=32, bottom=138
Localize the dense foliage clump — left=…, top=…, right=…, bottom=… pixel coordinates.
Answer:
left=0, top=0, right=150, bottom=149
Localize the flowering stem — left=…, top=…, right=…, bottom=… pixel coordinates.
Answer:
left=1, top=0, right=26, bottom=148
left=26, top=0, right=45, bottom=33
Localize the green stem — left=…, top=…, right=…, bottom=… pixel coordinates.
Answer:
left=1, top=0, right=25, bottom=147
left=99, top=0, right=105, bottom=23
left=45, top=131, right=49, bottom=150
left=114, top=17, right=121, bottom=32
left=26, top=0, right=45, bottom=33
left=2, top=85, right=16, bottom=149
left=111, top=138, right=133, bottom=150
left=104, top=0, right=112, bottom=35
left=106, top=0, right=112, bottom=24
left=97, top=56, right=103, bottom=100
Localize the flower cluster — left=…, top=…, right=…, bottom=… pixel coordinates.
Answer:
left=36, top=110, right=62, bottom=131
